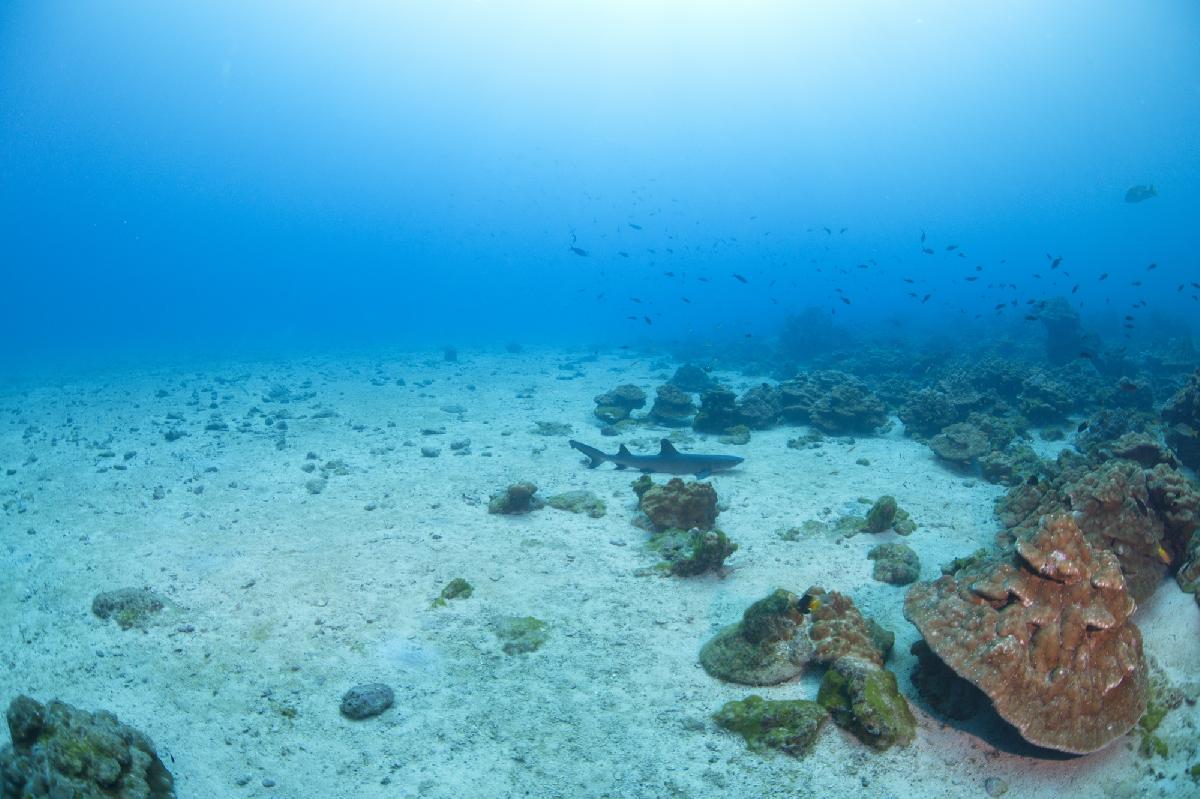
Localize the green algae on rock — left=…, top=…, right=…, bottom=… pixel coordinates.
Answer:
left=546, top=489, right=607, bottom=518
left=494, top=616, right=548, bottom=655
left=817, top=657, right=916, bottom=750
left=0, top=695, right=176, bottom=798
left=868, top=542, right=920, bottom=585
left=651, top=528, right=738, bottom=577
left=713, top=695, right=828, bottom=757
left=635, top=477, right=718, bottom=532
left=699, top=589, right=817, bottom=685
left=91, top=588, right=167, bottom=630
left=431, top=577, right=474, bottom=608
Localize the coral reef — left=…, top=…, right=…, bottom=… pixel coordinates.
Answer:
left=779, top=371, right=888, bottom=435
left=487, top=483, right=544, bottom=515
left=668, top=364, right=715, bottom=393
left=647, top=384, right=696, bottom=427
left=929, top=422, right=990, bottom=464
left=692, top=387, right=740, bottom=434
left=868, top=543, right=920, bottom=585
left=593, top=384, right=646, bottom=425
left=1162, top=369, right=1200, bottom=470
left=713, top=695, right=828, bottom=757
left=735, top=384, right=782, bottom=429
left=0, top=695, right=175, bottom=798
left=861, top=495, right=915, bottom=535
left=904, top=514, right=1148, bottom=754
left=635, top=477, right=718, bottom=532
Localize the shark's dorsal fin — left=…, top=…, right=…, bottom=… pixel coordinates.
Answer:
left=618, top=444, right=632, bottom=457
left=659, top=439, right=678, bottom=455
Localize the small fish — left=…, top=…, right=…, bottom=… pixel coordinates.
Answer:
left=797, top=593, right=821, bottom=614
left=663, top=271, right=675, bottom=277
left=903, top=277, right=915, bottom=283
left=1026, top=474, right=1039, bottom=486
left=1077, top=420, right=1090, bottom=432
left=1124, top=184, right=1157, bottom=203
left=618, top=251, right=629, bottom=258
left=1099, top=273, right=1109, bottom=280
left=1146, top=262, right=1157, bottom=270
left=823, top=227, right=832, bottom=235
left=732, top=274, right=748, bottom=284
left=964, top=276, right=978, bottom=282
left=920, top=229, right=926, bottom=243
left=569, top=246, right=588, bottom=257
left=1134, top=496, right=1148, bottom=516
left=922, top=247, right=934, bottom=255
left=1078, top=351, right=1094, bottom=360
left=628, top=223, right=643, bottom=230
left=1050, top=256, right=1063, bottom=269
left=946, top=244, right=958, bottom=251
left=922, top=293, right=932, bottom=303
left=840, top=297, right=851, bottom=305
left=1156, top=545, right=1172, bottom=565
left=1071, top=284, right=1080, bottom=293
left=644, top=316, right=652, bottom=325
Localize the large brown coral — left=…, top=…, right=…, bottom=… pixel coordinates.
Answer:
left=636, top=477, right=718, bottom=532
left=904, top=513, right=1148, bottom=754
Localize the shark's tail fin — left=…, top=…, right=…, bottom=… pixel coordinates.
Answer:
left=569, top=439, right=607, bottom=469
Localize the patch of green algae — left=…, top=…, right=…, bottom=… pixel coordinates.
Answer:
left=817, top=664, right=915, bottom=750
left=713, top=695, right=828, bottom=757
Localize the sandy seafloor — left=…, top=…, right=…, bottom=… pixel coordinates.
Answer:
left=1, top=348, right=1197, bottom=799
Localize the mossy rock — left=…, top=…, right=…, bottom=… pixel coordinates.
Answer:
left=91, top=588, right=167, bottom=630
left=648, top=528, right=737, bottom=576
left=488, top=483, right=544, bottom=515
left=431, top=577, right=473, bottom=608
left=719, top=425, right=751, bottom=445
left=868, top=543, right=920, bottom=585
left=0, top=696, right=175, bottom=798
left=546, top=490, right=607, bottom=518
left=494, top=616, right=548, bottom=655
left=817, top=660, right=915, bottom=750
left=713, top=695, right=828, bottom=757
left=864, top=496, right=898, bottom=533
left=699, top=590, right=814, bottom=685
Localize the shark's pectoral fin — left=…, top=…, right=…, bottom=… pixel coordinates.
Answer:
left=695, top=469, right=712, bottom=479
left=614, top=464, right=627, bottom=470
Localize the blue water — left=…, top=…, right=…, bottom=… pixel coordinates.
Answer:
left=2, top=2, right=1198, bottom=367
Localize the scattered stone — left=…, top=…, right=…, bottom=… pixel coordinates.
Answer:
left=0, top=695, right=175, bottom=798
left=651, top=527, right=738, bottom=577
left=163, top=429, right=186, bottom=443
left=546, top=490, right=607, bottom=518
left=494, top=616, right=548, bottom=654
left=713, top=695, right=828, bottom=757
left=340, top=684, right=394, bottom=720
left=91, top=588, right=166, bottom=630
left=531, top=421, right=573, bottom=436
left=304, top=478, right=327, bottom=495
left=868, top=543, right=920, bottom=585
left=929, top=422, right=990, bottom=464
left=420, top=446, right=440, bottom=458
left=984, top=777, right=1009, bottom=797
left=488, top=482, right=544, bottom=515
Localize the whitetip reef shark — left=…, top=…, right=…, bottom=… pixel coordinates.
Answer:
left=569, top=438, right=743, bottom=478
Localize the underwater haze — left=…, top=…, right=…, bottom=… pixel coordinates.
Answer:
left=3, top=4, right=1200, bottom=799
left=2, top=1, right=1198, bottom=366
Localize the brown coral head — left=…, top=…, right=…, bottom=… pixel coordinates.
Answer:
left=903, top=513, right=1148, bottom=754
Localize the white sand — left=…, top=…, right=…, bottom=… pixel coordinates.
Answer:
left=1, top=348, right=1197, bottom=798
